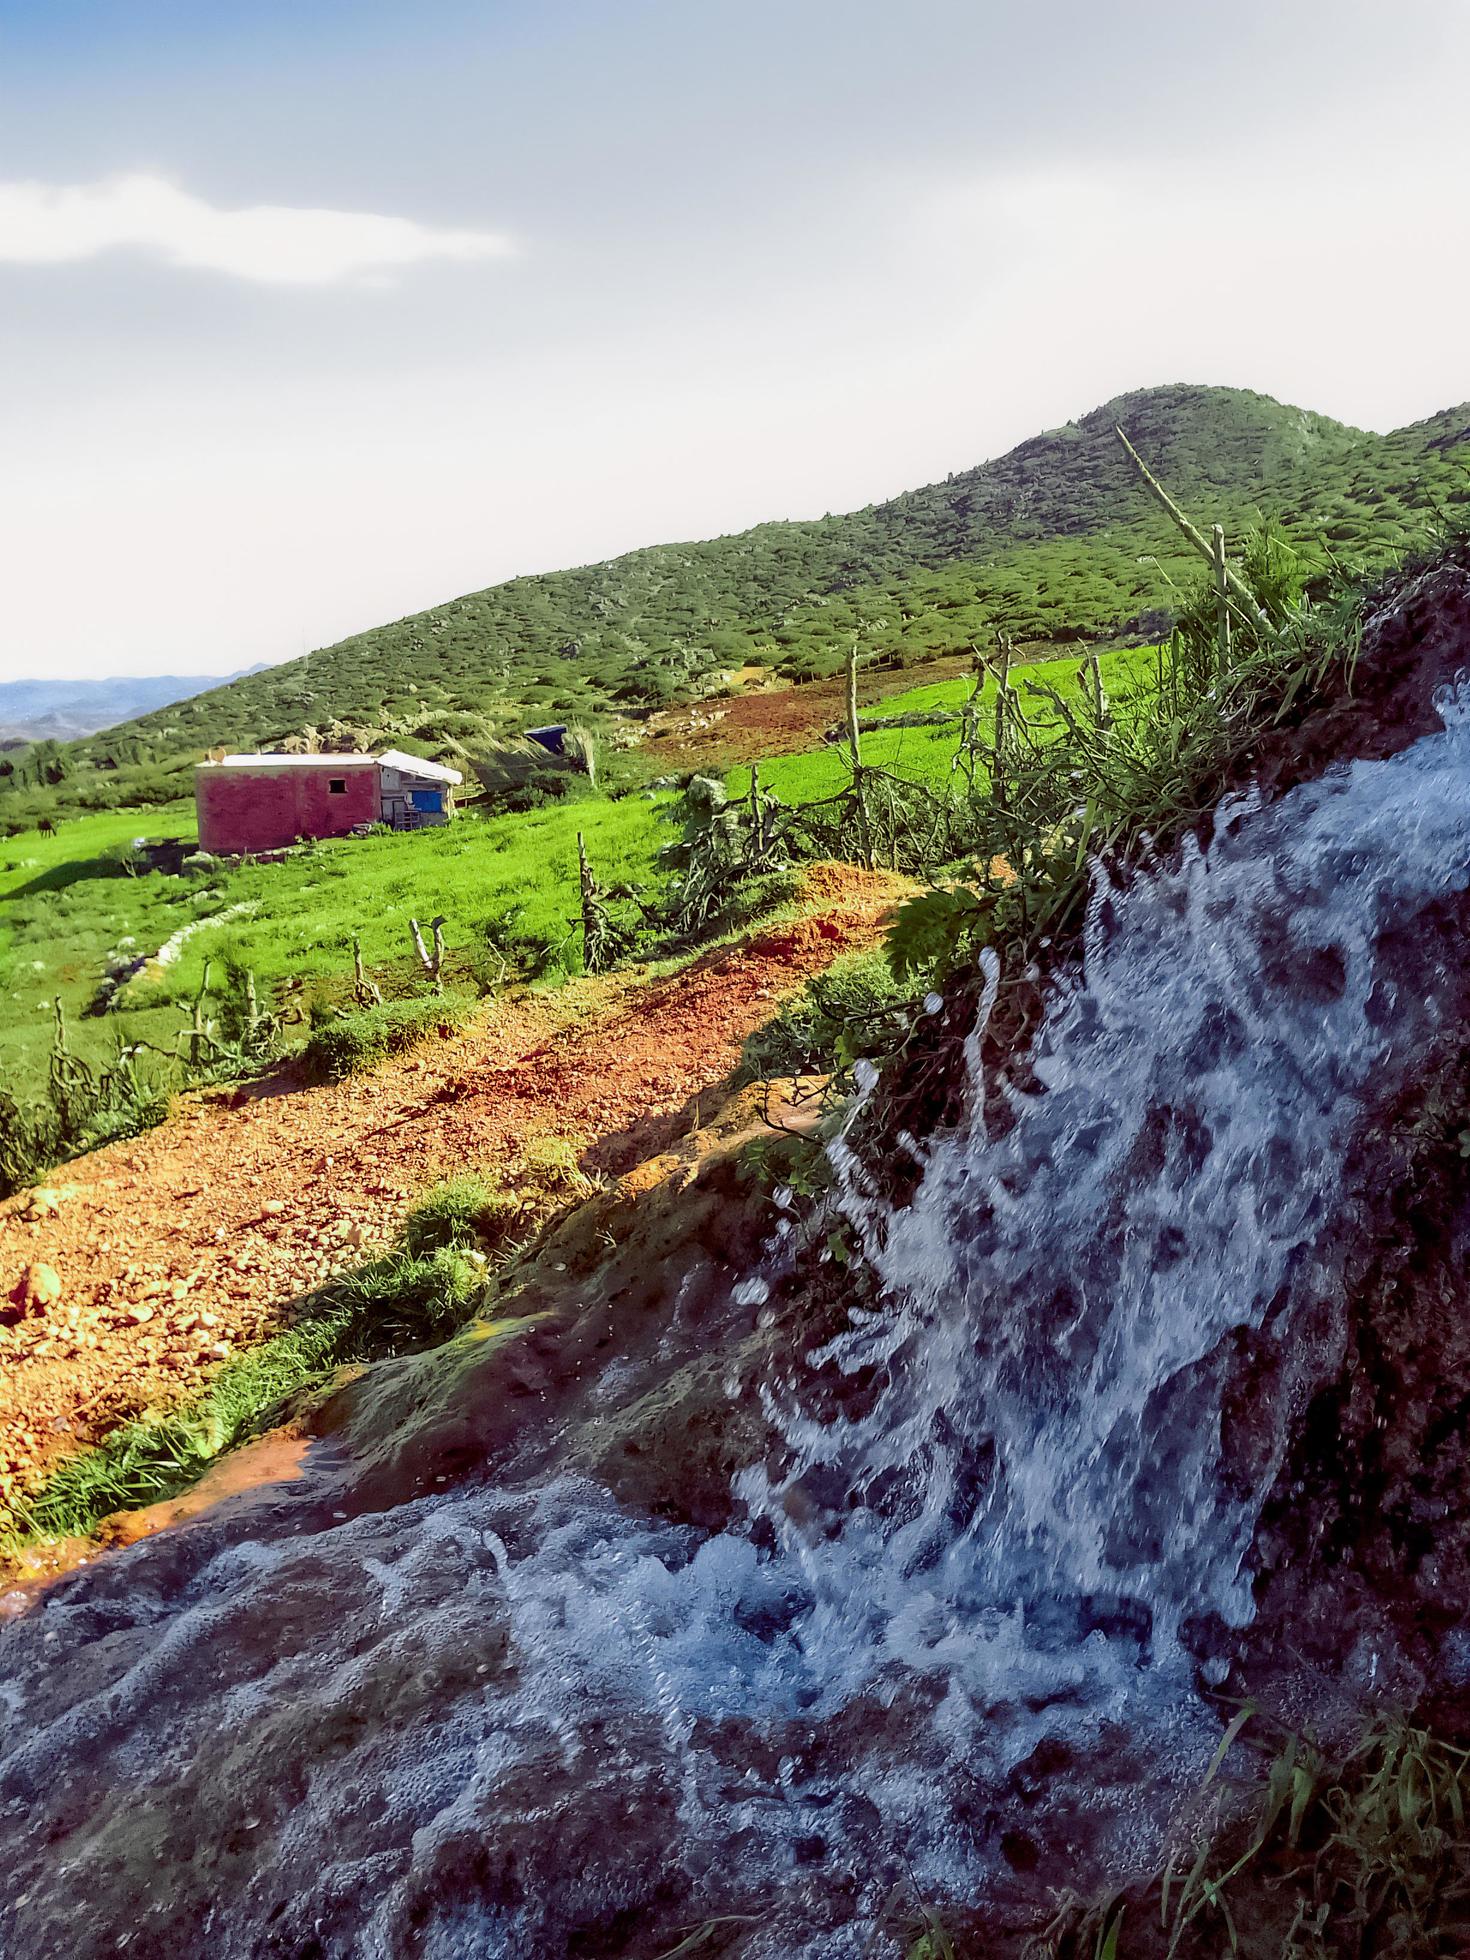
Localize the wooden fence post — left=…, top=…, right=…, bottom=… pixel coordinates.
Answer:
left=352, top=932, right=382, bottom=1008
left=577, top=831, right=603, bottom=972
left=845, top=643, right=876, bottom=872
left=992, top=634, right=1013, bottom=817
left=409, top=916, right=446, bottom=994
left=1212, top=523, right=1232, bottom=676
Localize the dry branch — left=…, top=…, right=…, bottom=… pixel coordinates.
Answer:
left=1114, top=424, right=1274, bottom=635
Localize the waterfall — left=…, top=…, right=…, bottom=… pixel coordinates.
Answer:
left=4, top=690, right=1470, bottom=1956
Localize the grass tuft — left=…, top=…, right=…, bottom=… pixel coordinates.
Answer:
left=2, top=1143, right=613, bottom=1553
left=2, top=1218, right=492, bottom=1551
left=400, top=1174, right=502, bottom=1256
left=5, top=1308, right=354, bottom=1543
left=1027, top=1712, right=1470, bottom=1959
left=329, top=1245, right=480, bottom=1347
left=302, top=993, right=474, bottom=1081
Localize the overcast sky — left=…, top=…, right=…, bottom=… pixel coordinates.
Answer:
left=3, top=0, right=1468, bottom=681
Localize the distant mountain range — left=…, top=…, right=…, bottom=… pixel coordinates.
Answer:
left=0, top=668, right=267, bottom=744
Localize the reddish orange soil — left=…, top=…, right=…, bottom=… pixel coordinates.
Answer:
left=642, top=656, right=975, bottom=769
left=638, top=644, right=1065, bottom=773
left=0, top=866, right=902, bottom=1508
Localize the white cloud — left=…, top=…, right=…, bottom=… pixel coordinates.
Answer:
left=0, top=172, right=514, bottom=287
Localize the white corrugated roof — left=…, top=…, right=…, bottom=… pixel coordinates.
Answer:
left=200, top=750, right=461, bottom=784
left=206, top=753, right=378, bottom=769
left=377, top=749, right=464, bottom=785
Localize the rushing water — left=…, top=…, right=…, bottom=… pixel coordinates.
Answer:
left=5, top=693, right=1470, bottom=1957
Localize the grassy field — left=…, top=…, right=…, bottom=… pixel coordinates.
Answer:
left=0, top=791, right=676, bottom=1107
left=1, top=801, right=202, bottom=1099
left=1, top=644, right=1167, bottom=1115
left=157, top=789, right=673, bottom=1008
left=728, top=643, right=1160, bottom=803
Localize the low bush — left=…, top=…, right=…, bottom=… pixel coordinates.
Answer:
left=738, top=949, right=913, bottom=1085
left=302, top=993, right=473, bottom=1081
left=401, top=1174, right=508, bottom=1256
left=97, top=839, right=149, bottom=878
left=469, top=735, right=598, bottom=815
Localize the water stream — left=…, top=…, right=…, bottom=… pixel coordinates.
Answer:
left=4, top=691, right=1470, bottom=1955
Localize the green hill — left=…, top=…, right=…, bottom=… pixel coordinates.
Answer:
left=5, top=383, right=1466, bottom=830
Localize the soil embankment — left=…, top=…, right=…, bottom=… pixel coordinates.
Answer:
left=0, top=865, right=902, bottom=1510
left=639, top=654, right=976, bottom=769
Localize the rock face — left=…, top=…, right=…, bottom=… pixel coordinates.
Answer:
left=1245, top=912, right=1470, bottom=1714
left=5, top=1262, right=61, bottom=1319
left=4, top=551, right=1470, bottom=1956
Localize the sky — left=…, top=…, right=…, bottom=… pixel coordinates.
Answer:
left=2, top=1, right=1468, bottom=681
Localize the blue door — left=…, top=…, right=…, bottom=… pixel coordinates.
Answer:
left=410, top=789, right=443, bottom=814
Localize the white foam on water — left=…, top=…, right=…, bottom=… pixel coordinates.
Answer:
left=6, top=693, right=1470, bottom=1954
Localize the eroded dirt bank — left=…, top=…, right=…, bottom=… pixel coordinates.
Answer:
left=0, top=865, right=901, bottom=1511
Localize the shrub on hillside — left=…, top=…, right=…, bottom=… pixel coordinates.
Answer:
left=302, top=994, right=472, bottom=1081
left=402, top=1175, right=518, bottom=1257
left=738, top=950, right=912, bottom=1085
left=330, top=1244, right=479, bottom=1346
left=97, top=839, right=149, bottom=878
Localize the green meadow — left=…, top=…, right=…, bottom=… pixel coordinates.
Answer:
left=158, top=788, right=673, bottom=1005
left=1, top=801, right=201, bottom=1101
left=0, top=791, right=676, bottom=1106
left=1, top=644, right=1164, bottom=1112
left=727, top=643, right=1159, bottom=803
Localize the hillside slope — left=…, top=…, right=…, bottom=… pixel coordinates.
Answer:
left=6, top=383, right=1466, bottom=829
left=0, top=864, right=899, bottom=1523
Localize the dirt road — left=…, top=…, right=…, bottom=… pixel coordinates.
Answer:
left=0, top=866, right=899, bottom=1505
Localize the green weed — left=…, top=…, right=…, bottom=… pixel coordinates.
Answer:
left=882, top=526, right=1344, bottom=987
left=2, top=1231, right=491, bottom=1549
left=1028, top=1713, right=1470, bottom=1959
left=328, top=1245, right=480, bottom=1347
left=737, top=949, right=913, bottom=1088
left=302, top=993, right=474, bottom=1081
left=5, top=1308, right=354, bottom=1542
left=399, top=1174, right=502, bottom=1256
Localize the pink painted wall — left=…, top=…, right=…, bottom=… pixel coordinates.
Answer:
left=195, top=763, right=380, bottom=854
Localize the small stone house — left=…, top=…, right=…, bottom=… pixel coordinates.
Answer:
left=195, top=749, right=463, bottom=856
